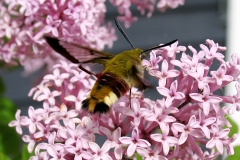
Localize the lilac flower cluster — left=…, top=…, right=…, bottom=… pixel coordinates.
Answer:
left=0, top=0, right=184, bottom=74
left=0, top=0, right=116, bottom=74
left=9, top=39, right=238, bottom=159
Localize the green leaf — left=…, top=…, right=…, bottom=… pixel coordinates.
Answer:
left=135, top=152, right=142, bottom=160
left=0, top=76, right=5, bottom=96
left=0, top=152, right=11, bottom=160
left=22, top=144, right=34, bottom=160
left=0, top=97, right=17, bottom=125
left=0, top=124, right=21, bottom=160
left=227, top=146, right=240, bottom=160
left=226, top=116, right=238, bottom=137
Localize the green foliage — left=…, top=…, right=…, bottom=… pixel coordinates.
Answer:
left=0, top=152, right=11, bottom=160
left=0, top=123, right=21, bottom=160
left=0, top=97, right=17, bottom=124
left=21, top=144, right=34, bottom=160
left=227, top=116, right=239, bottom=137
left=0, top=77, right=5, bottom=96
left=0, top=76, right=30, bottom=160
left=227, top=146, right=240, bottom=160
left=135, top=152, right=142, bottom=160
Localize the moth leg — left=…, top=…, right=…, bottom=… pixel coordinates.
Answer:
left=129, top=88, right=132, bottom=108
left=78, top=64, right=97, bottom=77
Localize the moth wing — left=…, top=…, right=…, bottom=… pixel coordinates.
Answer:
left=58, top=40, right=115, bottom=63
left=45, top=36, right=115, bottom=74
left=135, top=72, right=151, bottom=90
left=81, top=63, right=105, bottom=75
left=131, top=62, right=151, bottom=90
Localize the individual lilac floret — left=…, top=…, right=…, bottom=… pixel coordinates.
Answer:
left=119, top=127, right=151, bottom=157
left=9, top=39, right=239, bottom=159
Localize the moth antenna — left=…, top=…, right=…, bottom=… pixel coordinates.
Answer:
left=114, top=18, right=135, bottom=49
left=142, top=39, right=178, bottom=53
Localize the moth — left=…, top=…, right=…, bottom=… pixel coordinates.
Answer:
left=45, top=19, right=177, bottom=114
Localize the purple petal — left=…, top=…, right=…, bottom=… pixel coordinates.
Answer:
left=67, top=110, right=79, bottom=118
left=202, top=101, right=210, bottom=115
left=157, top=87, right=170, bottom=97
left=36, top=95, right=47, bottom=101
left=65, top=146, right=77, bottom=154
left=165, top=136, right=178, bottom=144
left=119, top=137, right=132, bottom=145
left=132, top=128, right=139, bottom=140
left=48, top=132, right=56, bottom=145
left=112, top=128, right=121, bottom=141
left=144, top=114, right=157, bottom=121
left=46, top=15, right=53, bottom=24
left=8, top=121, right=18, bottom=127
left=151, top=134, right=163, bottom=142
left=201, top=126, right=210, bottom=139
left=89, top=142, right=100, bottom=153
left=101, top=141, right=111, bottom=153
left=28, top=140, right=35, bottom=153
left=189, top=93, right=203, bottom=102
left=47, top=145, right=57, bottom=157
left=207, top=96, right=222, bottom=103
left=211, top=124, right=219, bottom=134
left=132, top=100, right=140, bottom=112
left=178, top=132, right=188, bottom=145
left=204, top=117, right=216, bottom=126
left=162, top=141, right=170, bottom=155
left=136, top=139, right=151, bottom=147
left=127, top=143, right=137, bottom=157
left=44, top=74, right=55, bottom=80
left=29, top=123, right=36, bottom=134
left=100, top=154, right=112, bottom=160
left=81, top=151, right=93, bottom=159
left=114, top=145, right=123, bottom=159
left=161, top=60, right=169, bottom=72
left=142, top=59, right=151, bottom=67
left=136, top=147, right=148, bottom=157
left=206, top=138, right=216, bottom=148
left=158, top=77, right=167, bottom=87
left=64, top=95, right=77, bottom=102
left=65, top=138, right=75, bottom=146
left=216, top=140, right=223, bottom=154
left=172, top=123, right=185, bottom=132
left=100, top=127, right=111, bottom=138
left=175, top=92, right=185, bottom=99
left=164, top=115, right=176, bottom=123
left=222, top=75, right=233, bottom=82
left=20, top=116, right=31, bottom=126
left=52, top=28, right=59, bottom=37
left=167, top=70, right=180, bottom=77
left=188, top=115, right=196, bottom=125
left=218, top=128, right=230, bottom=138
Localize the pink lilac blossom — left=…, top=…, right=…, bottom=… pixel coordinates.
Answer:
left=9, top=39, right=239, bottom=159
left=0, top=0, right=184, bottom=74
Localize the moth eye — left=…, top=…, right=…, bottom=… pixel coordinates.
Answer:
left=140, top=53, right=146, bottom=59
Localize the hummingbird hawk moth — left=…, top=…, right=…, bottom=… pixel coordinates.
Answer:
left=45, top=19, right=177, bottom=114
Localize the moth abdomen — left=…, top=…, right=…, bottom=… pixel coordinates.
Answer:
left=82, top=98, right=110, bottom=114
left=82, top=72, right=130, bottom=114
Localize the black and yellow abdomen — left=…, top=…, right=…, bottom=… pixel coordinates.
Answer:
left=82, top=72, right=130, bottom=114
